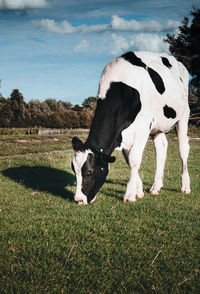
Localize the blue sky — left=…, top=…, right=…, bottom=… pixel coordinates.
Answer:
left=0, top=0, right=198, bottom=105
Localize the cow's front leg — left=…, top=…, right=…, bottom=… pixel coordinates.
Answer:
left=124, top=164, right=144, bottom=202
left=136, top=174, right=145, bottom=198
left=124, top=132, right=148, bottom=202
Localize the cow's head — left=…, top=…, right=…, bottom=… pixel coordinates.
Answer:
left=71, top=137, right=115, bottom=204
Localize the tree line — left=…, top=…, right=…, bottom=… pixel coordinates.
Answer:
left=0, top=91, right=96, bottom=128
left=0, top=87, right=199, bottom=130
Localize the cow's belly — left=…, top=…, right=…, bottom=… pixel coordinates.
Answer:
left=116, top=93, right=188, bottom=152
left=116, top=106, right=184, bottom=152
left=150, top=121, right=177, bottom=136
left=150, top=116, right=179, bottom=134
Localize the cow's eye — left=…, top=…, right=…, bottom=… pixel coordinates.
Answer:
left=100, top=167, right=107, bottom=175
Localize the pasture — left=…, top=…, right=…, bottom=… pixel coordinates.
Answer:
left=0, top=130, right=199, bottom=293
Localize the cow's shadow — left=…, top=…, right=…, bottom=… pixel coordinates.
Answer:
left=2, top=166, right=75, bottom=201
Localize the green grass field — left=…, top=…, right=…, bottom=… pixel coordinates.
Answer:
left=0, top=131, right=199, bottom=293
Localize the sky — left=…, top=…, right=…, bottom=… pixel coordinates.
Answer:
left=0, top=0, right=198, bottom=105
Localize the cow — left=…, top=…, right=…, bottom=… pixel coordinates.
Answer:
left=71, top=51, right=191, bottom=204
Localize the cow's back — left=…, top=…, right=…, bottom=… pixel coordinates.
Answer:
left=98, top=51, right=189, bottom=134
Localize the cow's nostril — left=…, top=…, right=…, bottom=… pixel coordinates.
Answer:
left=76, top=199, right=86, bottom=205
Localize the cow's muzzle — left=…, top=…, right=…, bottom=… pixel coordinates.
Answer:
left=74, top=194, right=88, bottom=205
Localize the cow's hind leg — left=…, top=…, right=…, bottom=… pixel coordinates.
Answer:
left=124, top=130, right=149, bottom=202
left=150, top=133, right=168, bottom=195
left=176, top=110, right=191, bottom=194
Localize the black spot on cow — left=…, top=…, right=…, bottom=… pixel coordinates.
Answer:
left=86, top=82, right=141, bottom=155
left=147, top=67, right=165, bottom=95
left=71, top=161, right=75, bottom=173
left=161, top=57, right=172, bottom=69
left=81, top=153, right=109, bottom=203
left=122, top=52, right=165, bottom=95
left=180, top=77, right=183, bottom=83
left=163, top=105, right=176, bottom=119
left=122, top=149, right=130, bottom=166
left=121, top=51, right=146, bottom=69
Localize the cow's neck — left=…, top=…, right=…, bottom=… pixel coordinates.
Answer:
left=86, top=132, right=119, bottom=156
left=85, top=101, right=121, bottom=156
left=86, top=117, right=119, bottom=156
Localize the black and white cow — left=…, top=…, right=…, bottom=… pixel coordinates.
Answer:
left=72, top=51, right=191, bottom=204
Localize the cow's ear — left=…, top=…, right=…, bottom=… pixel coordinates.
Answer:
left=100, top=153, right=116, bottom=163
left=72, top=137, right=85, bottom=152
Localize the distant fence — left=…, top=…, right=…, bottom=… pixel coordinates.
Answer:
left=38, top=130, right=68, bottom=135
left=0, top=128, right=89, bottom=136
left=37, top=129, right=89, bottom=136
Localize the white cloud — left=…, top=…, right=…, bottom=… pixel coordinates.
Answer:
left=77, top=24, right=108, bottom=33
left=37, top=19, right=75, bottom=34
left=111, top=34, right=129, bottom=55
left=111, top=15, right=162, bottom=32
left=110, top=33, right=169, bottom=56
left=131, top=34, right=169, bottom=52
left=0, top=0, right=49, bottom=10
left=111, top=15, right=180, bottom=32
left=36, top=15, right=180, bottom=35
left=36, top=19, right=108, bottom=34
left=74, top=40, right=90, bottom=52
left=166, top=20, right=180, bottom=30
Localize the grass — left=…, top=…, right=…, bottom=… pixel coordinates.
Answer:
left=0, top=131, right=200, bottom=293
left=0, top=132, right=87, bottom=157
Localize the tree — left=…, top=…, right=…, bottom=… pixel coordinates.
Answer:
left=0, top=80, right=2, bottom=98
left=58, top=100, right=72, bottom=111
left=164, top=7, right=200, bottom=97
left=0, top=96, right=12, bottom=127
left=45, top=99, right=59, bottom=112
left=10, top=89, right=26, bottom=127
left=78, top=108, right=94, bottom=128
left=72, top=104, right=83, bottom=111
left=82, top=97, right=97, bottom=110
left=164, top=7, right=200, bottom=125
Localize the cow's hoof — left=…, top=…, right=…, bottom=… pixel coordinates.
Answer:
left=181, top=188, right=191, bottom=194
left=150, top=182, right=163, bottom=194
left=137, top=193, right=144, bottom=199
left=124, top=197, right=136, bottom=203
left=150, top=189, right=159, bottom=195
